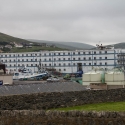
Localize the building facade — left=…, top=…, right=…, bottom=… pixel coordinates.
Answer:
left=117, top=49, right=125, bottom=69
left=0, top=49, right=121, bottom=74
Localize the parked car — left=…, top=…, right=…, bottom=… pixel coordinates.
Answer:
left=47, top=76, right=59, bottom=82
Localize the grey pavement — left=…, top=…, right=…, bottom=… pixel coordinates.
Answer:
left=0, top=81, right=86, bottom=96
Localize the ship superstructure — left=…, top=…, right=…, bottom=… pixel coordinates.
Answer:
left=0, top=49, right=122, bottom=74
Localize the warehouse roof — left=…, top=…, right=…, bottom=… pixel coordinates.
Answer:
left=0, top=82, right=86, bottom=96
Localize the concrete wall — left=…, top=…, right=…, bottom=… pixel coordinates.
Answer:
left=90, top=83, right=107, bottom=90
left=0, top=110, right=125, bottom=125
left=83, top=83, right=125, bottom=90
left=0, top=74, right=13, bottom=85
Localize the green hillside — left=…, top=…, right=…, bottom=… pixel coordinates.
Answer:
left=2, top=32, right=125, bottom=52
left=29, top=39, right=95, bottom=50
left=113, top=43, right=125, bottom=49
left=0, top=32, right=31, bottom=44
left=9, top=46, right=66, bottom=53
left=0, top=32, right=68, bottom=52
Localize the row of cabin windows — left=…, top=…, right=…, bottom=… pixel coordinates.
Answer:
left=8, top=64, right=38, bottom=67
left=85, top=57, right=107, bottom=60
left=7, top=62, right=107, bottom=67
left=44, top=63, right=108, bottom=66
left=0, top=51, right=108, bottom=57
left=1, top=57, right=107, bottom=62
left=1, top=59, right=41, bottom=62
left=44, top=57, right=108, bottom=61
left=1, top=54, right=40, bottom=57
left=42, top=63, right=108, bottom=66
left=53, top=51, right=108, bottom=55
left=1, top=56, right=108, bottom=62
left=84, top=62, right=107, bottom=65
left=47, top=51, right=107, bottom=55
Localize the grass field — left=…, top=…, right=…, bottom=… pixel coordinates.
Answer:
left=52, top=101, right=125, bottom=112
left=9, top=46, right=66, bottom=52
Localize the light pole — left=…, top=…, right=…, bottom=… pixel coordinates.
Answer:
left=33, top=53, right=35, bottom=72
left=16, top=54, right=17, bottom=72
left=33, top=53, right=37, bottom=73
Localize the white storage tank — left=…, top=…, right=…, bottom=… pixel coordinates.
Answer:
left=105, top=72, right=124, bottom=82
left=90, top=72, right=101, bottom=82
left=82, top=73, right=90, bottom=82
left=105, top=72, right=114, bottom=82
left=82, top=71, right=101, bottom=82
left=113, top=72, right=124, bottom=81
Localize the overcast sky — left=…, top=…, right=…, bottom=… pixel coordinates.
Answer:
left=0, top=0, right=125, bottom=46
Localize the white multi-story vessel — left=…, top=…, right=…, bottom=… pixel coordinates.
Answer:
left=0, top=49, right=123, bottom=74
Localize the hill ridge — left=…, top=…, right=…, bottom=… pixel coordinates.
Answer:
left=0, top=32, right=31, bottom=43
left=28, top=39, right=95, bottom=50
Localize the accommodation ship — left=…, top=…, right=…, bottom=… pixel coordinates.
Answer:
left=0, top=48, right=123, bottom=75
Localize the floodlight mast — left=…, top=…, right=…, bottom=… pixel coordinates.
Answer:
left=96, top=42, right=106, bottom=50
left=96, top=42, right=114, bottom=50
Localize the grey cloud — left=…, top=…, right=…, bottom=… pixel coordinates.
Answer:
left=0, top=0, right=125, bottom=46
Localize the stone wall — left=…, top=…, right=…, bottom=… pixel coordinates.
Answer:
left=0, top=110, right=125, bottom=125
left=0, top=88, right=125, bottom=110
left=1, top=89, right=125, bottom=124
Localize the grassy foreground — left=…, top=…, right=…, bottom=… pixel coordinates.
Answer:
left=52, top=102, right=125, bottom=112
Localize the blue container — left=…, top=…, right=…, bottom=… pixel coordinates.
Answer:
left=0, top=80, right=3, bottom=85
